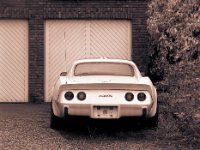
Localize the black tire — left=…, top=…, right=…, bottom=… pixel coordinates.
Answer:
left=50, top=107, right=64, bottom=129
left=146, top=112, right=158, bottom=128
left=144, top=104, right=159, bottom=128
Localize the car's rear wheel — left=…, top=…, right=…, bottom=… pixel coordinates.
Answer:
left=146, top=112, right=158, bottom=128
left=50, top=106, right=64, bottom=129
left=144, top=104, right=159, bottom=128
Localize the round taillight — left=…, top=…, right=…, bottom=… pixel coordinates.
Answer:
left=125, top=92, right=134, bottom=101
left=64, top=92, right=74, bottom=100
left=137, top=92, right=146, bottom=101
left=77, top=92, right=86, bottom=101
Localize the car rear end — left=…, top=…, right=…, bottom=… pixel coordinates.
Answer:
left=53, top=83, right=155, bottom=119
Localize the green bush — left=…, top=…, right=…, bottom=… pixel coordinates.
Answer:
left=147, top=0, right=200, bottom=81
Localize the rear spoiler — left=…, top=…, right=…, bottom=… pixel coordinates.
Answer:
left=59, top=83, right=156, bottom=100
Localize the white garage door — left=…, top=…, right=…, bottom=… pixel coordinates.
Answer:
left=45, top=20, right=132, bottom=101
left=0, top=20, right=28, bottom=102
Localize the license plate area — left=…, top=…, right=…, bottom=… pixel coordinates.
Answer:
left=93, top=106, right=118, bottom=118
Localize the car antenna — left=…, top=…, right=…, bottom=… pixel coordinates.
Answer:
left=64, top=32, right=67, bottom=73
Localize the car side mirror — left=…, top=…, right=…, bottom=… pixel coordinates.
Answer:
left=60, top=72, right=67, bottom=76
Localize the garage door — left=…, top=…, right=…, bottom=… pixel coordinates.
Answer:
left=45, top=20, right=132, bottom=101
left=0, top=20, right=28, bottom=102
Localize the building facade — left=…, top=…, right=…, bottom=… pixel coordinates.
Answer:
left=0, top=0, right=148, bottom=102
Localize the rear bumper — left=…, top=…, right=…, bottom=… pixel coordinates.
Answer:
left=53, top=101, right=154, bottom=119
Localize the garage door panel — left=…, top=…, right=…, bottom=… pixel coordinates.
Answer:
left=3, top=27, right=24, bottom=45
left=1, top=88, right=13, bottom=101
left=49, top=30, right=65, bottom=45
left=1, top=46, right=25, bottom=68
left=0, top=20, right=28, bottom=102
left=90, top=20, right=131, bottom=59
left=1, top=81, right=22, bottom=100
left=45, top=20, right=131, bottom=101
left=64, top=21, right=87, bottom=70
left=0, top=64, right=24, bottom=88
left=46, top=22, right=66, bottom=100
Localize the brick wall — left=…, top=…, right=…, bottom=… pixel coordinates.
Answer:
left=0, top=0, right=148, bottom=102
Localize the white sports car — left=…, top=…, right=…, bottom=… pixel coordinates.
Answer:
left=50, top=59, right=158, bottom=128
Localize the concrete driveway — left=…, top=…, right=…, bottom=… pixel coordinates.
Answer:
left=0, top=103, right=194, bottom=150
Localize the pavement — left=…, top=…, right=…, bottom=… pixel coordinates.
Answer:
left=0, top=103, right=194, bottom=150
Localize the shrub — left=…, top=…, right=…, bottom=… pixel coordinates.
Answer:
left=147, top=1, right=200, bottom=145
left=147, top=0, right=200, bottom=81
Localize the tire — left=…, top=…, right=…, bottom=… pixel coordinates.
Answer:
left=50, top=106, right=63, bottom=129
left=146, top=112, right=158, bottom=128
left=144, top=104, right=159, bottom=128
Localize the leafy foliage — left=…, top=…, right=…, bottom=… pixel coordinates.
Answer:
left=147, top=0, right=200, bottom=81
left=147, top=1, right=200, bottom=145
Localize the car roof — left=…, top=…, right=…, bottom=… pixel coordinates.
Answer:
left=68, top=59, right=141, bottom=78
left=73, top=58, right=135, bottom=65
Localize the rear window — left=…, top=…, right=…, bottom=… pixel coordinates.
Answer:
left=74, top=62, right=134, bottom=76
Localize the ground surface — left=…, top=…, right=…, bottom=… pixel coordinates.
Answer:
left=0, top=102, right=199, bottom=150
